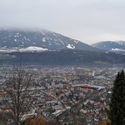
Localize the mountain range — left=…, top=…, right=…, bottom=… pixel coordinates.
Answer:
left=93, top=41, right=125, bottom=54
left=0, top=29, right=125, bottom=66
left=0, top=29, right=96, bottom=52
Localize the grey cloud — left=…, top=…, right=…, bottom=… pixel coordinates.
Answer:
left=0, top=0, right=125, bottom=44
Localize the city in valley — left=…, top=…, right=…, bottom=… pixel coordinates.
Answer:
left=0, top=66, right=123, bottom=125
left=1, top=0, right=125, bottom=125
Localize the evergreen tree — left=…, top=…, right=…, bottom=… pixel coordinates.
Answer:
left=110, top=70, right=125, bottom=125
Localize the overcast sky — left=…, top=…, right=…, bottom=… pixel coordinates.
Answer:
left=0, top=0, right=125, bottom=44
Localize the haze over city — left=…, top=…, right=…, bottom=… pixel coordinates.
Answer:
left=0, top=0, right=125, bottom=44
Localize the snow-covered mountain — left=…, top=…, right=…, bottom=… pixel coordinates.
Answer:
left=92, top=41, right=125, bottom=54
left=0, top=30, right=125, bottom=66
left=0, top=29, right=97, bottom=52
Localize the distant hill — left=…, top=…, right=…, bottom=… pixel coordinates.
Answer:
left=1, top=50, right=125, bottom=67
left=92, top=41, right=125, bottom=54
left=0, top=29, right=97, bottom=52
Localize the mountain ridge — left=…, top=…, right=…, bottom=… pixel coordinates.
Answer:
left=0, top=29, right=125, bottom=66
left=92, top=41, right=125, bottom=54
left=0, top=29, right=97, bottom=52
left=93, top=41, right=125, bottom=50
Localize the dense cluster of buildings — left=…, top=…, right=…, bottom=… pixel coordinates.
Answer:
left=0, top=66, right=123, bottom=125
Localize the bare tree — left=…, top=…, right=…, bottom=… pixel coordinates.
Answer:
left=4, top=67, right=35, bottom=125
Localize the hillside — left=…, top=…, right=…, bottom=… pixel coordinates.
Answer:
left=0, top=50, right=125, bottom=67
left=0, top=29, right=97, bottom=51
left=93, top=41, right=125, bottom=54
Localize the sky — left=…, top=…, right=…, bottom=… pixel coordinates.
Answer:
left=0, top=0, right=125, bottom=44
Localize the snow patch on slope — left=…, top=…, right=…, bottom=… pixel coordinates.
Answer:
left=66, top=44, right=75, bottom=49
left=111, top=48, right=125, bottom=52
left=19, top=46, right=48, bottom=52
left=0, top=46, right=48, bottom=53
